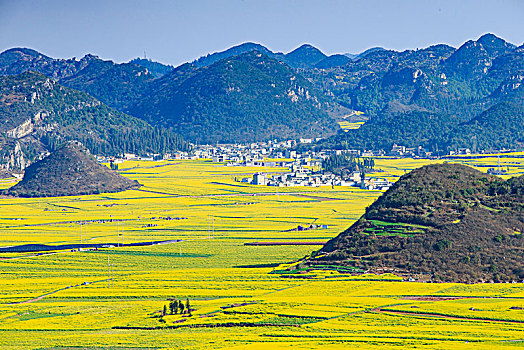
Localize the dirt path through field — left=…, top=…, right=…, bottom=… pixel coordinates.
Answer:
left=374, top=308, right=524, bottom=324
left=9, top=279, right=108, bottom=305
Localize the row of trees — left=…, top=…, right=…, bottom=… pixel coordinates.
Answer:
left=40, top=125, right=190, bottom=158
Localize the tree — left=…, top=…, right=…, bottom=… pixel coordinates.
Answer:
left=186, top=298, right=191, bottom=316
left=162, top=305, right=167, bottom=316
left=179, top=301, right=185, bottom=314
left=169, top=300, right=177, bottom=314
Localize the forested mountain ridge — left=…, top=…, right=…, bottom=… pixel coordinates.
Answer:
left=128, top=58, right=174, bottom=78
left=192, top=42, right=279, bottom=67
left=313, top=101, right=524, bottom=154
left=304, top=34, right=520, bottom=116
left=0, top=46, right=340, bottom=144
left=0, top=72, right=188, bottom=172
left=191, top=42, right=327, bottom=69
left=0, top=33, right=522, bottom=150
left=130, top=51, right=337, bottom=143
left=0, top=48, right=156, bottom=112
left=306, top=34, right=523, bottom=152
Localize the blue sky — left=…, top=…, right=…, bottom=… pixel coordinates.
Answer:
left=1, top=0, right=522, bottom=66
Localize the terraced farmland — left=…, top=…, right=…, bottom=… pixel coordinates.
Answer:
left=0, top=157, right=523, bottom=349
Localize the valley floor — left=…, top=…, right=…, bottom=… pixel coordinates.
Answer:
left=0, top=156, right=522, bottom=349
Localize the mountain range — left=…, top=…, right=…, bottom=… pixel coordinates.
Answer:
left=0, top=33, right=522, bottom=166
left=0, top=71, right=187, bottom=172
left=130, top=51, right=336, bottom=143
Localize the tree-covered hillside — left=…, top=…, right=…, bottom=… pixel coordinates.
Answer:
left=0, top=72, right=188, bottom=171
left=313, top=163, right=524, bottom=283
left=130, top=51, right=337, bottom=143
left=128, top=58, right=174, bottom=78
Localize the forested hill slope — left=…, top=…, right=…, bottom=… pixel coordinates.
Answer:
left=3, top=141, right=140, bottom=197
left=191, top=42, right=327, bottom=69
left=312, top=163, right=524, bottom=283
left=304, top=34, right=523, bottom=152
left=130, top=51, right=337, bottom=143
left=0, top=72, right=188, bottom=172
left=128, top=58, right=174, bottom=78
left=315, top=101, right=524, bottom=153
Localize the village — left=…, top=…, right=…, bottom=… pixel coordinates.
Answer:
left=246, top=169, right=392, bottom=190
left=95, top=139, right=444, bottom=191
left=94, top=137, right=516, bottom=191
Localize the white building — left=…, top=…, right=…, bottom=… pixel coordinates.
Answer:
left=252, top=173, right=267, bottom=185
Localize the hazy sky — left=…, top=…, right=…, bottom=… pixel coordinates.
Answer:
left=1, top=0, right=522, bottom=66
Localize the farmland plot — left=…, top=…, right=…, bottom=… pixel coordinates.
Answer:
left=0, top=157, right=522, bottom=349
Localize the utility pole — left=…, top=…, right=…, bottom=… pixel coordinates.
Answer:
left=108, top=256, right=110, bottom=288
left=208, top=215, right=211, bottom=240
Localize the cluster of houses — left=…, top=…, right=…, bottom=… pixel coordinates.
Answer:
left=94, top=138, right=448, bottom=166
left=246, top=168, right=392, bottom=190
left=95, top=140, right=395, bottom=191
left=189, top=141, right=393, bottom=190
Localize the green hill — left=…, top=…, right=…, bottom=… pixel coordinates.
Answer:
left=3, top=141, right=140, bottom=197
left=310, top=163, right=524, bottom=283
left=315, top=101, right=523, bottom=154
left=446, top=102, right=524, bottom=150
left=284, top=44, right=327, bottom=68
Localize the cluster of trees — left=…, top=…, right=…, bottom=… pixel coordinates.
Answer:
left=40, top=126, right=190, bottom=158
left=323, top=154, right=375, bottom=177
left=109, top=161, right=119, bottom=170
left=163, top=298, right=192, bottom=316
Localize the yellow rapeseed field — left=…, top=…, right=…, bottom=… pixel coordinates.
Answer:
left=0, top=155, right=522, bottom=349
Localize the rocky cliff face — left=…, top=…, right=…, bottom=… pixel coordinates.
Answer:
left=6, top=111, right=48, bottom=139
left=0, top=141, right=28, bottom=173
